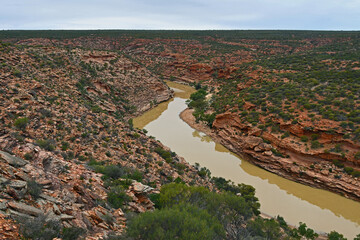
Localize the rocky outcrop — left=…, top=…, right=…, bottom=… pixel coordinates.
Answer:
left=181, top=108, right=360, bottom=201
left=0, top=41, right=209, bottom=239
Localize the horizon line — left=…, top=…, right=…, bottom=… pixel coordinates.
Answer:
left=1, top=29, right=360, bottom=32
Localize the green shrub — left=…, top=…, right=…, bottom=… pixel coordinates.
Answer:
left=14, top=117, right=29, bottom=130
left=333, top=159, right=344, bottom=168
left=24, top=153, right=33, bottom=160
left=62, top=227, right=86, bottom=240
left=154, top=147, right=173, bottom=163
left=344, top=166, right=354, bottom=174
left=102, top=165, right=126, bottom=179
left=17, top=214, right=85, bottom=240
left=125, top=204, right=225, bottom=240
left=300, top=135, right=308, bottom=142
left=17, top=214, right=61, bottom=240
left=281, top=131, right=290, bottom=139
left=334, top=144, right=342, bottom=153
left=88, top=158, right=104, bottom=166
left=35, top=139, right=55, bottom=151
left=128, top=169, right=143, bottom=182
left=13, top=69, right=23, bottom=78
left=27, top=180, right=43, bottom=199
left=77, top=155, right=87, bottom=161
left=271, top=148, right=285, bottom=157
left=247, top=217, right=282, bottom=240
left=311, top=134, right=319, bottom=140
left=276, top=215, right=288, bottom=229
left=107, top=186, right=131, bottom=209
left=327, top=231, right=347, bottom=240
left=159, top=183, right=255, bottom=235
left=91, top=105, right=102, bottom=113
left=101, top=214, right=115, bottom=225
left=351, top=171, right=360, bottom=178
left=61, top=141, right=69, bottom=151
left=198, top=167, right=211, bottom=178
left=310, top=140, right=321, bottom=149
left=297, top=222, right=318, bottom=240
left=149, top=193, right=161, bottom=208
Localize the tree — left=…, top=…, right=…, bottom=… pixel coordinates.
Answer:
left=297, top=222, right=318, bottom=240
left=247, top=217, right=282, bottom=240
left=328, top=231, right=347, bottom=240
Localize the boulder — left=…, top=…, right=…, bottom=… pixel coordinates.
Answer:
left=0, top=202, right=7, bottom=211
left=0, top=151, right=27, bottom=167
left=0, top=178, right=9, bottom=185
left=258, top=143, right=272, bottom=151
left=264, top=151, right=273, bottom=156
left=245, top=136, right=263, bottom=149
left=131, top=182, right=153, bottom=194
left=39, top=193, right=58, bottom=203
left=9, top=180, right=27, bottom=189
left=7, top=201, right=43, bottom=216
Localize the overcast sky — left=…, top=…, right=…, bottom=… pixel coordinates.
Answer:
left=1, top=0, right=359, bottom=30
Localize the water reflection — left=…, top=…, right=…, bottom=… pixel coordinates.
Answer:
left=133, top=99, right=173, bottom=130
left=192, top=130, right=212, bottom=143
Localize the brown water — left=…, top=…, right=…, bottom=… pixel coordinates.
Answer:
left=134, top=81, right=360, bottom=238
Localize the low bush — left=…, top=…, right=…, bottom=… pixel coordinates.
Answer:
left=14, top=117, right=29, bottom=130
left=27, top=180, right=43, bottom=199
left=107, top=186, right=131, bottom=209
left=35, top=139, right=55, bottom=151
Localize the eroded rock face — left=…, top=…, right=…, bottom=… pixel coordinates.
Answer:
left=213, top=112, right=360, bottom=200
left=7, top=202, right=43, bottom=217
left=181, top=108, right=360, bottom=201
left=0, top=41, right=211, bottom=239
left=0, top=151, right=28, bottom=167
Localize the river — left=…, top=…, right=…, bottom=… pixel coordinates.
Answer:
left=134, top=81, right=360, bottom=238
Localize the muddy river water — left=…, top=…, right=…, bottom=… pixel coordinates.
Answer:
left=134, top=81, right=360, bottom=238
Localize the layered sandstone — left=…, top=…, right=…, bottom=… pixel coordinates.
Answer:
left=181, top=108, right=360, bottom=201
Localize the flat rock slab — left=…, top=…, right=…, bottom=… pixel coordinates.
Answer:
left=60, top=214, right=75, bottom=220
left=7, top=201, right=43, bottom=216
left=0, top=151, right=27, bottom=167
left=0, top=202, right=7, bottom=210
left=9, top=180, right=27, bottom=189
left=39, top=193, right=58, bottom=203
left=132, top=182, right=154, bottom=194
left=0, top=177, right=9, bottom=185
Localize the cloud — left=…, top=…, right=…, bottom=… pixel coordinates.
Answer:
left=0, top=0, right=359, bottom=30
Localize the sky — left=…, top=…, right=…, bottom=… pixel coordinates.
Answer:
left=1, top=0, right=360, bottom=30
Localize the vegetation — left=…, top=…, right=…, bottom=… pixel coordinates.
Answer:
left=35, top=139, right=55, bottom=151
left=17, top=214, right=85, bottom=240
left=125, top=205, right=225, bottom=240
left=187, top=88, right=216, bottom=127
left=119, top=183, right=328, bottom=240
left=89, top=162, right=145, bottom=209
left=27, top=180, right=43, bottom=199
left=1, top=30, right=360, bottom=41
left=14, top=117, right=29, bottom=130
left=154, top=147, right=173, bottom=163
left=3, top=30, right=360, bottom=239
